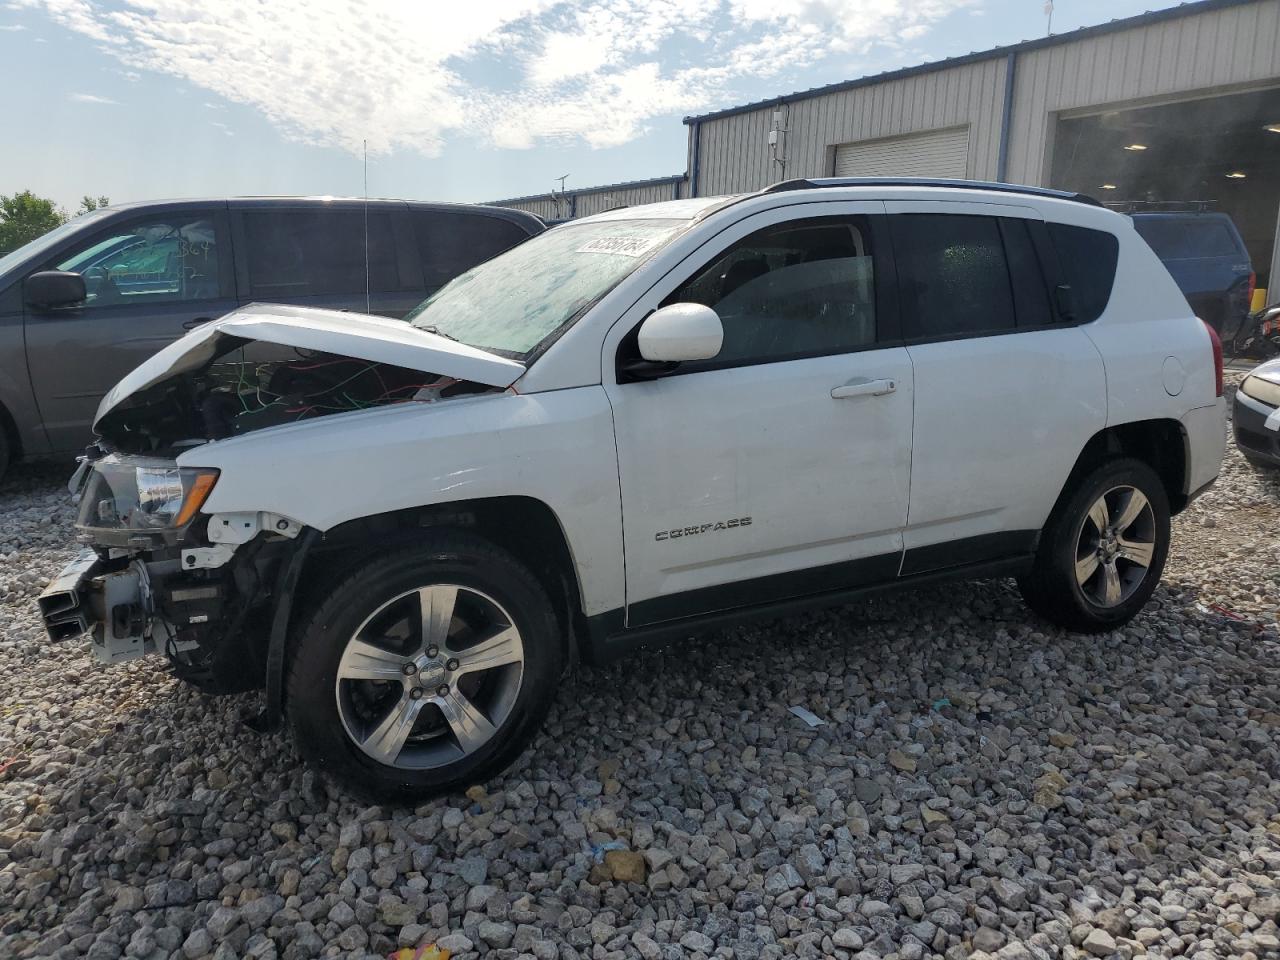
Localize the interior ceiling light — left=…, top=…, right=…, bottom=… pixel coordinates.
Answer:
left=1264, top=123, right=1280, bottom=133
left=1123, top=143, right=1148, bottom=151
left=1099, top=184, right=1118, bottom=190
left=1226, top=171, right=1248, bottom=179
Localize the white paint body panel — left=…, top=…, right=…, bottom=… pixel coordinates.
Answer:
left=904, top=328, right=1107, bottom=547
left=89, top=183, right=1222, bottom=628
left=608, top=350, right=913, bottom=615
left=179, top=388, right=625, bottom=616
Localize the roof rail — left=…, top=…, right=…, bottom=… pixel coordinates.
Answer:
left=762, top=177, right=1104, bottom=207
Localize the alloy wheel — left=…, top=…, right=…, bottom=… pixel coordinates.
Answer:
left=1073, top=484, right=1157, bottom=608
left=334, top=584, right=524, bottom=769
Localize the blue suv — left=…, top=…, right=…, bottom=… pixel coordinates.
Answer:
left=1131, top=211, right=1254, bottom=340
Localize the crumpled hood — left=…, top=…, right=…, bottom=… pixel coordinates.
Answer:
left=94, top=302, right=525, bottom=429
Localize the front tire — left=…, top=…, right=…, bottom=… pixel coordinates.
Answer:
left=286, top=532, right=563, bottom=801
left=1018, top=457, right=1170, bottom=633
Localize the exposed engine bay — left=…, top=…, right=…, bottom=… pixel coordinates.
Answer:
left=98, top=339, right=493, bottom=454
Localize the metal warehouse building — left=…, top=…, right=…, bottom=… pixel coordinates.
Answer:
left=493, top=0, right=1280, bottom=293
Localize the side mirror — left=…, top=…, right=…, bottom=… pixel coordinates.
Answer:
left=25, top=271, right=86, bottom=310
left=637, top=303, right=723, bottom=362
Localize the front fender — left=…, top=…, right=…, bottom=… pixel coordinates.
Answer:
left=178, top=388, right=625, bottom=616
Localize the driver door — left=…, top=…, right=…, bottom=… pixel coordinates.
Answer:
left=24, top=208, right=236, bottom=452
left=602, top=202, right=915, bottom=627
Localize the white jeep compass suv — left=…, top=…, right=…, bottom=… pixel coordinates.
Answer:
left=42, top=179, right=1226, bottom=799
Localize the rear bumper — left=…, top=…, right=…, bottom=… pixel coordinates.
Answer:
left=1180, top=399, right=1227, bottom=499
left=1234, top=390, right=1280, bottom=466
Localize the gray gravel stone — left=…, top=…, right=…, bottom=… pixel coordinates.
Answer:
left=0, top=401, right=1278, bottom=960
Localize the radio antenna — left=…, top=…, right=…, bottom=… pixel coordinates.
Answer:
left=363, top=139, right=371, bottom=314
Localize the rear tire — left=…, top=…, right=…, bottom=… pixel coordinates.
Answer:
left=286, top=531, right=563, bottom=801
left=1018, top=457, right=1170, bottom=633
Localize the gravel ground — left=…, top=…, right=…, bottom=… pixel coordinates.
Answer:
left=2, top=385, right=1279, bottom=960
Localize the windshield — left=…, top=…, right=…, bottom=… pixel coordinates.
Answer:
left=0, top=209, right=113, bottom=279
left=405, top=218, right=687, bottom=358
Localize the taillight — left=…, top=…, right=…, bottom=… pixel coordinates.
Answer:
left=1202, top=319, right=1223, bottom=397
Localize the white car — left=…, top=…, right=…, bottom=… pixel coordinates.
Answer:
left=41, top=178, right=1226, bottom=799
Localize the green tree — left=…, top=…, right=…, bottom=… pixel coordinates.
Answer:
left=77, top=195, right=110, bottom=215
left=0, top=191, right=67, bottom=255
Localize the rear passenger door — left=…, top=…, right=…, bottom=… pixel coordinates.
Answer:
left=411, top=210, right=533, bottom=297
left=888, top=202, right=1108, bottom=574
left=231, top=203, right=424, bottom=318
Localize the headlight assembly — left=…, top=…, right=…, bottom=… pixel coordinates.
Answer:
left=1241, top=374, right=1280, bottom=409
left=76, top=456, right=218, bottom=536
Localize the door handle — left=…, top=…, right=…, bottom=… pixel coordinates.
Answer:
left=182, top=316, right=214, bottom=330
left=831, top=377, right=897, bottom=400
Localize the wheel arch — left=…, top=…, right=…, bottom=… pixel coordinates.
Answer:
left=1054, top=419, right=1189, bottom=522
left=297, top=495, right=588, bottom=664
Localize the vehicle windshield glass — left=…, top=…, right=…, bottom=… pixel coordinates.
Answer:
left=405, top=218, right=687, bottom=358
left=0, top=209, right=112, bottom=278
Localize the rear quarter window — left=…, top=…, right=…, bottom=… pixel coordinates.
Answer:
left=1134, top=218, right=1243, bottom=260
left=1185, top=221, right=1244, bottom=258
left=1047, top=223, right=1119, bottom=324
left=413, top=212, right=533, bottom=289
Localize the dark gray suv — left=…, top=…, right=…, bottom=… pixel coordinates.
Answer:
left=0, top=197, right=543, bottom=477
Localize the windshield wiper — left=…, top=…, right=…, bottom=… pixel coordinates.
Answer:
left=417, top=324, right=460, bottom=343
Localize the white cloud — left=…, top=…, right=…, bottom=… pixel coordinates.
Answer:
left=0, top=22, right=25, bottom=29
left=24, top=0, right=973, bottom=155
left=70, top=91, right=116, bottom=103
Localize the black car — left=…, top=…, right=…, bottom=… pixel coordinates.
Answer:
left=1233, top=357, right=1280, bottom=467
left=0, top=197, right=543, bottom=477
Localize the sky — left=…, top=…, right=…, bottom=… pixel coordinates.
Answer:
left=0, top=0, right=1184, bottom=210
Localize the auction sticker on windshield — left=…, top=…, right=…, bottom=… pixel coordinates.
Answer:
left=575, top=236, right=665, bottom=257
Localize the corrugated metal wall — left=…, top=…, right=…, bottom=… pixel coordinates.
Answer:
left=693, top=57, right=1008, bottom=196
left=494, top=178, right=686, bottom=220
left=493, top=0, right=1280, bottom=235
left=499, top=196, right=564, bottom=219
left=1006, top=0, right=1280, bottom=185
left=688, top=0, right=1280, bottom=195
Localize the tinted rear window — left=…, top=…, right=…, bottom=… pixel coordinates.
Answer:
left=413, top=212, right=532, bottom=289
left=1047, top=223, right=1118, bottom=324
left=242, top=210, right=401, bottom=298
left=1133, top=218, right=1242, bottom=260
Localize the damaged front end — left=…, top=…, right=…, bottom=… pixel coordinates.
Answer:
left=39, top=303, right=524, bottom=694
left=40, top=453, right=311, bottom=692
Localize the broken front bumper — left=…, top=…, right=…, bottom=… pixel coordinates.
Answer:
left=37, top=551, right=167, bottom=664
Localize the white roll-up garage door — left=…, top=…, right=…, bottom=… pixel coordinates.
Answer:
left=833, top=126, right=970, bottom=179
